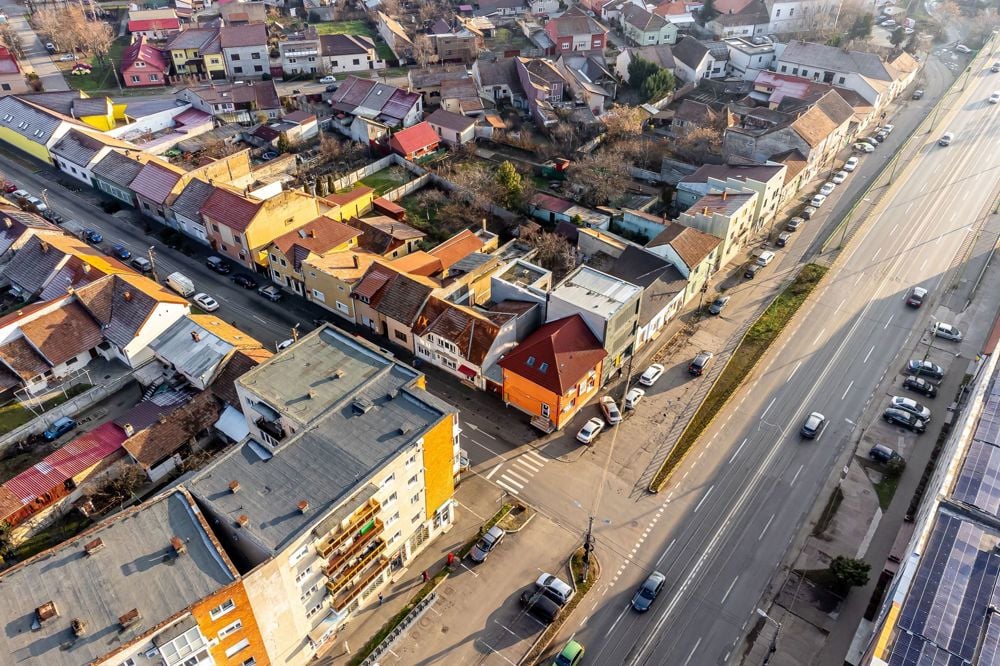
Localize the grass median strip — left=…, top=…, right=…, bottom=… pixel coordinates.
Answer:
left=650, top=263, right=828, bottom=492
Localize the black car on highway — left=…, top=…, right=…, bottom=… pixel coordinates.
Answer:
left=232, top=274, right=258, bottom=289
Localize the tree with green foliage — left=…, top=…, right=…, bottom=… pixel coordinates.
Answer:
left=701, top=0, right=718, bottom=21
left=641, top=69, right=675, bottom=102
left=628, top=57, right=660, bottom=89
left=848, top=13, right=874, bottom=40
left=494, top=160, right=524, bottom=210
left=829, top=556, right=871, bottom=588
left=889, top=26, right=906, bottom=47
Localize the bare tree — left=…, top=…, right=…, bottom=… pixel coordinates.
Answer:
left=566, top=148, right=632, bottom=207
left=672, top=126, right=723, bottom=163
left=524, top=230, right=576, bottom=279
left=601, top=104, right=646, bottom=140
left=413, top=34, right=438, bottom=67
left=0, top=25, right=22, bottom=58
left=419, top=1, right=443, bottom=23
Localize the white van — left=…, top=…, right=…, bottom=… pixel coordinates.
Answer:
left=166, top=272, right=195, bottom=297
left=938, top=132, right=954, bottom=146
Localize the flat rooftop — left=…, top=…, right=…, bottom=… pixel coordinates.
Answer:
left=550, top=265, right=642, bottom=320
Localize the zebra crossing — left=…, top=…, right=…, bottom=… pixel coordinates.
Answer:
left=486, top=449, right=548, bottom=496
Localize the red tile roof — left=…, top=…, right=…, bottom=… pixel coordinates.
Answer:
left=272, top=216, right=362, bottom=270
left=19, top=301, right=103, bottom=366
left=220, top=23, right=267, bottom=48
left=129, top=161, right=182, bottom=204
left=498, top=315, right=606, bottom=395
left=200, top=186, right=263, bottom=232
left=428, top=229, right=485, bottom=270
left=121, top=36, right=168, bottom=73
left=388, top=121, right=440, bottom=158
left=128, top=17, right=181, bottom=32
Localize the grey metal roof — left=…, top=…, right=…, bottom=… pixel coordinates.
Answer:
left=170, top=178, right=215, bottom=222
left=607, top=246, right=686, bottom=327
left=0, top=95, right=66, bottom=146
left=0, top=491, right=234, bottom=666
left=550, top=265, right=642, bottom=321
left=92, top=150, right=145, bottom=188
left=50, top=129, right=105, bottom=168
left=2, top=234, right=66, bottom=295
left=191, top=328, right=455, bottom=552
left=74, top=274, right=160, bottom=350
left=779, top=40, right=891, bottom=81
left=149, top=316, right=236, bottom=386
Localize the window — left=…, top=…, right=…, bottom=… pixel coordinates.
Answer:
left=0, top=84, right=9, bottom=92
left=336, top=300, right=350, bottom=314
left=780, top=65, right=787, bottom=72
left=234, top=66, right=243, bottom=73
left=306, top=601, right=324, bottom=618
left=225, top=638, right=250, bottom=658
left=386, top=511, right=399, bottom=526
left=538, top=362, right=548, bottom=373
left=385, top=492, right=398, bottom=505
left=134, top=61, right=145, bottom=68
left=406, top=454, right=417, bottom=466
left=252, top=52, right=261, bottom=59
left=411, top=492, right=421, bottom=504
left=526, top=356, right=535, bottom=367
left=381, top=473, right=395, bottom=487
left=388, top=531, right=401, bottom=546
left=218, top=619, right=243, bottom=639
left=290, top=544, right=309, bottom=564
left=131, top=75, right=140, bottom=83
left=149, top=74, right=158, bottom=81
left=789, top=7, right=794, bottom=15
left=254, top=65, right=263, bottom=72
left=242, top=659, right=257, bottom=666
left=412, top=512, right=423, bottom=524
left=408, top=474, right=419, bottom=486
left=353, top=58, right=360, bottom=65
left=838, top=76, right=845, bottom=84
left=121, top=660, right=136, bottom=666
left=775, top=8, right=781, bottom=16
left=209, top=598, right=235, bottom=620
left=295, top=565, right=313, bottom=583
left=231, top=54, right=240, bottom=61
left=65, top=356, right=78, bottom=365
left=394, top=330, right=407, bottom=342
left=279, top=258, right=287, bottom=267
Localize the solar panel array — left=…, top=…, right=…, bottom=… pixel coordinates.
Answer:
left=887, top=631, right=967, bottom=666
left=894, top=512, right=1000, bottom=662
left=952, top=439, right=1000, bottom=517
left=974, top=394, right=1000, bottom=446
left=979, top=613, right=1000, bottom=665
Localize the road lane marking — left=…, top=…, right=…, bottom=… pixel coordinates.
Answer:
left=872, top=247, right=882, bottom=262
left=504, top=469, right=529, bottom=485
left=514, top=458, right=540, bottom=473
left=884, top=314, right=894, bottom=330
left=467, top=437, right=505, bottom=459
left=817, top=328, right=827, bottom=341
left=605, top=604, right=632, bottom=638
left=788, top=360, right=803, bottom=382
left=864, top=345, right=876, bottom=363
left=682, top=637, right=703, bottom=666
left=835, top=298, right=846, bottom=313
left=758, top=513, right=775, bottom=541
left=485, top=464, right=501, bottom=480
left=728, top=438, right=748, bottom=463
left=842, top=380, right=854, bottom=400
left=467, top=422, right=496, bottom=440
left=890, top=223, right=898, bottom=235
left=920, top=257, right=928, bottom=272
left=760, top=398, right=776, bottom=420
left=722, top=575, right=739, bottom=603
left=791, top=464, right=804, bottom=485
left=496, top=480, right=520, bottom=495
left=693, top=486, right=714, bottom=513
left=499, top=474, right=523, bottom=488
left=525, top=450, right=547, bottom=466
left=855, top=272, right=865, bottom=285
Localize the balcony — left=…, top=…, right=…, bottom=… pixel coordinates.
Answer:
left=326, top=540, right=387, bottom=596
left=323, top=519, right=383, bottom=576
left=255, top=417, right=287, bottom=442
left=316, top=499, right=381, bottom=558
left=331, top=556, right=390, bottom=611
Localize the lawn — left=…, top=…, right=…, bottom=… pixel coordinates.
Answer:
left=375, top=43, right=396, bottom=63
left=313, top=20, right=375, bottom=37
left=0, top=383, right=91, bottom=435
left=874, top=473, right=901, bottom=510
left=650, top=264, right=828, bottom=491
left=357, top=166, right=411, bottom=196
left=65, top=36, right=129, bottom=94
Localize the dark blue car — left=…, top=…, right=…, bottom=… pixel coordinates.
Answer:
left=112, top=245, right=131, bottom=260
left=83, top=229, right=103, bottom=244
left=43, top=416, right=76, bottom=441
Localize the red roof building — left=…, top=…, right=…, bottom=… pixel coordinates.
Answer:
left=120, top=36, right=169, bottom=88
left=387, top=121, right=440, bottom=160
left=0, top=46, right=27, bottom=96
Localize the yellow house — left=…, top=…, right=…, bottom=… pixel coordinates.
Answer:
left=163, top=27, right=226, bottom=79
left=266, top=215, right=362, bottom=297
left=302, top=250, right=378, bottom=322
left=0, top=95, right=80, bottom=164
left=321, top=185, right=375, bottom=221
left=202, top=186, right=321, bottom=269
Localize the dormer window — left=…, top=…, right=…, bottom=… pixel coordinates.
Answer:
left=526, top=356, right=535, bottom=367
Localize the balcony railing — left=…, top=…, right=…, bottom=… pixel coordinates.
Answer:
left=316, top=499, right=381, bottom=558
left=326, top=540, right=387, bottom=596
left=331, top=557, right=390, bottom=611
left=323, top=519, right=383, bottom=576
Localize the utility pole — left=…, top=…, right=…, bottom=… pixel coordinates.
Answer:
left=147, top=246, right=158, bottom=283
left=291, top=322, right=300, bottom=342
left=582, top=515, right=594, bottom=581
left=40, top=188, right=48, bottom=209
left=922, top=321, right=938, bottom=363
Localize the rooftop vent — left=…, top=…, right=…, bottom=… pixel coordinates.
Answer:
left=118, top=608, right=141, bottom=631
left=352, top=396, right=374, bottom=415
left=399, top=422, right=414, bottom=436
left=35, top=601, right=58, bottom=624
left=83, top=537, right=105, bottom=556
left=71, top=618, right=87, bottom=637
left=170, top=536, right=186, bottom=556
left=123, top=290, right=132, bottom=302
left=3, top=217, right=11, bottom=228
left=298, top=500, right=310, bottom=514
left=334, top=368, right=346, bottom=378
left=236, top=514, right=250, bottom=528
left=191, top=331, right=201, bottom=343
left=229, top=480, right=241, bottom=493
left=386, top=388, right=399, bottom=400
left=121, top=422, right=135, bottom=437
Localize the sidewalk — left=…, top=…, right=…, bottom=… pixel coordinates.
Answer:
left=0, top=2, right=69, bottom=92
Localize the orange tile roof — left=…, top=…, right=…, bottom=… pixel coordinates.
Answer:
left=428, top=229, right=485, bottom=270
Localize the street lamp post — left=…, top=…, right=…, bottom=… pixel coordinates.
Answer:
left=922, top=321, right=939, bottom=363
left=756, top=608, right=781, bottom=662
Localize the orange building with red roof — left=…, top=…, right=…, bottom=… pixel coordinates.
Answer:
left=388, top=121, right=441, bottom=160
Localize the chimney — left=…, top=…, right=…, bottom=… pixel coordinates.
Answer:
left=236, top=514, right=250, bottom=528
left=171, top=536, right=187, bottom=556
left=35, top=602, right=58, bottom=625
left=3, top=217, right=11, bottom=228
left=353, top=255, right=359, bottom=268
left=123, top=290, right=133, bottom=302
left=82, top=263, right=90, bottom=274
left=229, top=479, right=241, bottom=493
left=722, top=190, right=728, bottom=200
left=703, top=206, right=709, bottom=215
left=118, top=609, right=141, bottom=631
left=71, top=618, right=87, bottom=637
left=309, top=229, right=316, bottom=238
left=157, top=413, right=168, bottom=424
left=83, top=537, right=105, bottom=556
left=121, top=423, right=134, bottom=437
left=191, top=331, right=201, bottom=342
left=297, top=500, right=310, bottom=514
left=40, top=240, right=49, bottom=253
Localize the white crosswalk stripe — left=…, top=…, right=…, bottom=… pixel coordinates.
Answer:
left=488, top=448, right=548, bottom=496
left=513, top=457, right=540, bottom=473
left=524, top=450, right=547, bottom=466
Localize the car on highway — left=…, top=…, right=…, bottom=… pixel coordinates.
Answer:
left=83, top=228, right=103, bottom=244
left=903, top=375, right=938, bottom=398
left=536, top=573, right=574, bottom=605
left=112, top=245, right=131, bottom=260
left=43, top=416, right=76, bottom=441
left=193, top=292, right=219, bottom=312
left=853, top=142, right=876, bottom=153
left=708, top=295, right=731, bottom=314
left=993, top=62, right=1000, bottom=73
left=938, top=132, right=954, bottom=146
left=801, top=206, right=817, bottom=220
left=639, top=363, right=665, bottom=386
left=599, top=396, right=622, bottom=424
left=906, top=286, right=927, bottom=307
left=883, top=407, right=926, bottom=433
left=553, top=640, right=585, bottom=666
left=232, top=274, right=258, bottom=289
left=631, top=571, right=666, bottom=612
left=319, top=75, right=337, bottom=83
left=624, top=387, right=645, bottom=410
left=907, top=359, right=944, bottom=379
left=831, top=170, right=848, bottom=184
left=519, top=590, right=560, bottom=624
left=809, top=194, right=827, bottom=208
left=912, top=89, right=924, bottom=99
left=819, top=182, right=836, bottom=196
left=934, top=323, right=963, bottom=342
left=786, top=216, right=804, bottom=231
left=688, top=351, right=714, bottom=376
left=843, top=157, right=860, bottom=172
left=469, top=525, right=504, bottom=563
left=258, top=284, right=283, bottom=302
left=206, top=256, right=231, bottom=274
left=800, top=412, right=826, bottom=439
left=890, top=395, right=931, bottom=421
left=955, top=44, right=971, bottom=53
left=990, top=91, right=1000, bottom=104
left=576, top=417, right=605, bottom=444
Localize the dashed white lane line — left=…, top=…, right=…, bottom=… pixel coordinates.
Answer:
left=760, top=397, right=776, bottom=420
left=864, top=344, right=876, bottom=364
left=485, top=464, right=501, bottom=480
left=884, top=314, right=894, bottom=330
left=791, top=464, right=805, bottom=486
left=920, top=257, right=929, bottom=272
left=872, top=247, right=882, bottom=262
left=890, top=223, right=898, bottom=235
left=842, top=380, right=854, bottom=400
left=816, top=327, right=827, bottom=342
left=788, top=360, right=803, bottom=382
left=855, top=272, right=865, bottom=285
left=682, top=637, right=703, bottom=666
left=759, top=513, right=775, bottom=541
left=728, top=438, right=748, bottom=464
left=657, top=538, right=676, bottom=566
left=722, top=575, right=740, bottom=604
left=605, top=604, right=631, bottom=638
left=835, top=297, right=846, bottom=313
left=693, top=485, right=714, bottom=513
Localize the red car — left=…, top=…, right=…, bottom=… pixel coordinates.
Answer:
left=2, top=181, right=16, bottom=194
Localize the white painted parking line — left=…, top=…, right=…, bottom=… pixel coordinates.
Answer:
left=842, top=380, right=854, bottom=400
left=499, top=474, right=523, bottom=488
left=493, top=620, right=520, bottom=638
left=461, top=562, right=480, bottom=577
left=693, top=486, right=714, bottom=513
left=485, top=464, right=501, bottom=480
left=682, top=637, right=703, bottom=666
left=760, top=397, right=776, bottom=420
left=479, top=640, right=518, bottom=666
left=721, top=575, right=739, bottom=603
left=728, top=438, right=748, bottom=464
left=864, top=345, right=876, bottom=364
left=759, top=513, right=775, bottom=541
left=790, top=464, right=804, bottom=486
left=504, top=469, right=529, bottom=485
left=656, top=539, right=676, bottom=566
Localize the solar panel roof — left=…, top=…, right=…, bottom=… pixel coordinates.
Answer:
left=952, top=439, right=1000, bottom=517
left=887, top=631, right=966, bottom=666
left=975, top=395, right=1000, bottom=445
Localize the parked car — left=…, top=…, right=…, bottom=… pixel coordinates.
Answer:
left=10, top=188, right=28, bottom=201
left=232, top=274, right=258, bottom=289
left=708, top=295, right=731, bottom=314
left=576, top=417, right=605, bottom=444
left=130, top=256, right=153, bottom=273
left=890, top=395, right=931, bottom=421
left=831, top=170, right=848, bottom=184
left=843, top=157, right=860, bottom=172
left=43, top=416, right=76, bottom=441
left=912, top=89, right=924, bottom=99
left=907, top=359, right=944, bottom=379
left=519, top=590, right=561, bottom=624
left=25, top=196, right=47, bottom=212
left=863, top=135, right=881, bottom=146
left=801, top=206, right=818, bottom=220
left=112, top=244, right=131, bottom=260
left=869, top=443, right=903, bottom=464
left=319, top=75, right=337, bottom=83
left=639, top=363, right=664, bottom=387
left=810, top=194, right=827, bottom=208
left=193, top=292, right=219, bottom=312
left=883, top=407, right=926, bottom=433
left=631, top=571, right=666, bottom=612
left=776, top=231, right=792, bottom=247
left=277, top=338, right=294, bottom=351
left=536, top=573, right=574, bottom=605
left=258, top=284, right=283, bottom=302
left=786, top=217, right=805, bottom=231
left=744, top=263, right=762, bottom=279
left=688, top=351, right=714, bottom=376
left=599, top=396, right=622, bottom=424
left=205, top=255, right=231, bottom=274
left=800, top=412, right=826, bottom=439
left=907, top=286, right=927, bottom=307
left=83, top=228, right=102, bottom=244
left=469, top=525, right=504, bottom=563
left=853, top=142, right=876, bottom=153
left=552, top=640, right=585, bottom=666
left=955, top=44, right=972, bottom=53
left=326, top=84, right=338, bottom=92
left=880, top=124, right=895, bottom=134
left=903, top=375, right=938, bottom=398
left=45, top=42, right=56, bottom=54
left=2, top=181, right=16, bottom=193
left=755, top=250, right=775, bottom=266
left=624, top=387, right=645, bottom=410
left=875, top=130, right=889, bottom=142
left=934, top=323, right=962, bottom=342
left=990, top=91, right=1000, bottom=104
left=819, top=182, right=836, bottom=196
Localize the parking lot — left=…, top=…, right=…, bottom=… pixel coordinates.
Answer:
left=381, top=513, right=579, bottom=666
